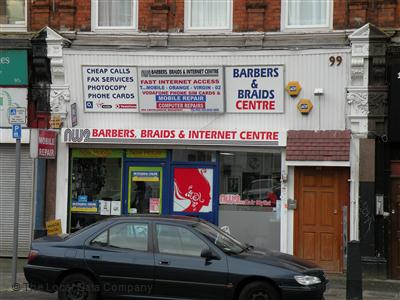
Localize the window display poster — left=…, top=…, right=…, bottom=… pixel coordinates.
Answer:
left=149, top=198, right=160, bottom=213
left=225, top=66, right=284, bottom=113
left=111, top=201, right=121, bottom=215
left=173, top=168, right=213, bottom=213
left=138, top=67, right=224, bottom=113
left=82, top=66, right=138, bottom=112
left=99, top=200, right=111, bottom=215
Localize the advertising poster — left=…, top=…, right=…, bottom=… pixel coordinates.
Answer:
left=138, top=67, right=224, bottom=113
left=149, top=198, right=160, bottom=213
left=82, top=66, right=138, bottom=112
left=173, top=168, right=213, bottom=213
left=38, top=130, right=57, bottom=159
left=225, top=66, right=284, bottom=113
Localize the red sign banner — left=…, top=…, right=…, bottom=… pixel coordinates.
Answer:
left=38, top=130, right=57, bottom=159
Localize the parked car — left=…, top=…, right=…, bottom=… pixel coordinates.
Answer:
left=24, top=215, right=327, bottom=300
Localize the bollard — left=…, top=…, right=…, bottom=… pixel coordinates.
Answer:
left=346, top=240, right=363, bottom=300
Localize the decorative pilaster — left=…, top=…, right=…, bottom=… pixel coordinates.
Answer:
left=45, top=27, right=71, bottom=124
left=347, top=23, right=389, bottom=137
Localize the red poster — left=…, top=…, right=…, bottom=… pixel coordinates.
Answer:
left=173, top=168, right=213, bottom=213
left=38, top=130, right=57, bottom=159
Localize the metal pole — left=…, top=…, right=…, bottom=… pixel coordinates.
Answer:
left=11, top=137, right=21, bottom=286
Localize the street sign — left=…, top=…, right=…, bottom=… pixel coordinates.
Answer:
left=8, top=107, right=26, bottom=125
left=12, top=124, right=21, bottom=139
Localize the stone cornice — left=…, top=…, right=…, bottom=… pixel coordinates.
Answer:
left=59, top=30, right=353, bottom=49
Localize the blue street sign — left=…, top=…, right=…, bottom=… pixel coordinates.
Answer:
left=12, top=124, right=21, bottom=139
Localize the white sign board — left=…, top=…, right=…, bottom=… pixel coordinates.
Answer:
left=61, top=128, right=286, bottom=147
left=225, top=66, right=285, bottom=113
left=8, top=108, right=26, bottom=125
left=138, top=67, right=224, bottom=113
left=82, top=66, right=138, bottom=112
left=0, top=88, right=27, bottom=126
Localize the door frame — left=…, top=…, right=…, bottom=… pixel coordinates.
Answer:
left=293, top=166, right=350, bottom=273
left=169, top=162, right=219, bottom=224
left=389, top=161, right=400, bottom=279
left=123, top=159, right=170, bottom=216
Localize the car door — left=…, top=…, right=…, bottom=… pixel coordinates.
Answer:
left=84, top=221, right=155, bottom=297
left=153, top=222, right=229, bottom=299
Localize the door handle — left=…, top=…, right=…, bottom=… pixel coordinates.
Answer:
left=159, top=260, right=170, bottom=265
left=92, top=255, right=101, bottom=259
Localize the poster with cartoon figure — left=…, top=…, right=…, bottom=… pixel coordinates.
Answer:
left=173, top=168, right=213, bottom=213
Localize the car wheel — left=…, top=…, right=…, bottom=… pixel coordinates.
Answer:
left=238, top=281, right=280, bottom=300
left=58, top=273, right=97, bottom=300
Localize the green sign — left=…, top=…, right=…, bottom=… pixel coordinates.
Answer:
left=0, top=50, right=28, bottom=86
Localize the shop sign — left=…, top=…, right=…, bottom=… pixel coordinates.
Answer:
left=126, top=149, right=167, bottom=159
left=62, top=128, right=286, bottom=147
left=71, top=201, right=98, bottom=213
left=38, top=130, right=57, bottom=159
left=0, top=88, right=27, bottom=127
left=225, top=66, right=284, bottom=113
left=138, top=66, right=224, bottom=113
left=173, top=168, right=213, bottom=213
left=82, top=66, right=138, bottom=112
left=132, top=171, right=160, bottom=182
left=46, top=219, right=62, bottom=236
left=72, top=149, right=122, bottom=158
left=0, top=50, right=28, bottom=86
left=219, top=194, right=275, bottom=207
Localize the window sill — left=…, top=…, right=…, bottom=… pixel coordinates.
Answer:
left=0, top=25, right=27, bottom=32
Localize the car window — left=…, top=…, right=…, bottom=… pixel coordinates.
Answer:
left=156, top=224, right=208, bottom=257
left=193, top=222, right=246, bottom=254
left=91, top=223, right=148, bottom=251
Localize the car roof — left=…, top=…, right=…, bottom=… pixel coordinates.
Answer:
left=106, top=214, right=203, bottom=225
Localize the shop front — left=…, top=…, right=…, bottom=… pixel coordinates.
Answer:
left=54, top=47, right=352, bottom=271
left=64, top=132, right=284, bottom=250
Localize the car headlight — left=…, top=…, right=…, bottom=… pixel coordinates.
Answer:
left=294, top=275, right=321, bottom=286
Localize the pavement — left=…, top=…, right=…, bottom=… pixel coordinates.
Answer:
left=1, top=258, right=400, bottom=299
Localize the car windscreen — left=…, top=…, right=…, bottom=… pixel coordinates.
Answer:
left=192, top=222, right=247, bottom=255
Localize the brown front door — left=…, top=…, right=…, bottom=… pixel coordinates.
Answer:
left=389, top=178, right=400, bottom=279
left=294, top=167, right=349, bottom=273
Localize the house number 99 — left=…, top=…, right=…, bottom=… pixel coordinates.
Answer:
left=329, top=56, right=342, bottom=66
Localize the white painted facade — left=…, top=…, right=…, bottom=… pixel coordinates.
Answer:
left=53, top=46, right=353, bottom=255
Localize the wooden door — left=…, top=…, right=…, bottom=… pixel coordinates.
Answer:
left=390, top=178, right=400, bottom=279
left=294, top=167, right=349, bottom=273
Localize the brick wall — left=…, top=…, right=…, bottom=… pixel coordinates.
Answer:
left=28, top=0, right=400, bottom=33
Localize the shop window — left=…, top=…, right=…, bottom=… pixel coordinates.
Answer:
left=91, top=223, right=149, bottom=251
left=220, top=152, right=281, bottom=206
left=218, top=152, right=281, bottom=251
left=283, top=0, right=332, bottom=29
left=172, top=150, right=215, bottom=162
left=156, top=224, right=208, bottom=256
left=70, top=149, right=122, bottom=232
left=0, top=0, right=26, bottom=31
left=185, top=0, right=232, bottom=31
left=92, top=0, right=138, bottom=31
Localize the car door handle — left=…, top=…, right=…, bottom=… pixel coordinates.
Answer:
left=158, top=260, right=170, bottom=265
left=92, top=255, right=101, bottom=259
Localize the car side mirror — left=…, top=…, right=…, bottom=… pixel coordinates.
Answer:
left=200, top=248, right=220, bottom=260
